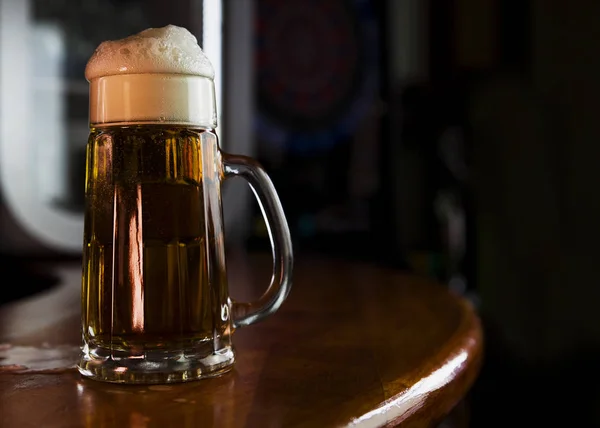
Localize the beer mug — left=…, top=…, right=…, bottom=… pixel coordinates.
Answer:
left=78, top=26, right=293, bottom=384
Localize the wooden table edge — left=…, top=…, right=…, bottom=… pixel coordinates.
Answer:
left=347, top=297, right=483, bottom=427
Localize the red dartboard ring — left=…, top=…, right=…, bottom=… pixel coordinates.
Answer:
left=255, top=0, right=378, bottom=153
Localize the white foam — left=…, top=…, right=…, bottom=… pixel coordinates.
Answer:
left=85, top=25, right=214, bottom=81
left=86, top=25, right=217, bottom=127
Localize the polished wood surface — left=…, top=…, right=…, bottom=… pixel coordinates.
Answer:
left=0, top=254, right=482, bottom=428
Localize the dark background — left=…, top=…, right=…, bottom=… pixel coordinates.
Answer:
left=1, top=0, right=599, bottom=426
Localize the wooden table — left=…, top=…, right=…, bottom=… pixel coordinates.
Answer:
left=0, top=253, right=482, bottom=428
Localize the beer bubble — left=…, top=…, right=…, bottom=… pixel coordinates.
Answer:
left=85, top=25, right=214, bottom=81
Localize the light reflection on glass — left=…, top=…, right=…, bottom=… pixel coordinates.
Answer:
left=129, top=184, right=144, bottom=333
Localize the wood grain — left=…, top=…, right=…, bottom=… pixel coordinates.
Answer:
left=0, top=253, right=482, bottom=428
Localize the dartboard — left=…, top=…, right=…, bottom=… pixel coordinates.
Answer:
left=255, top=0, right=378, bottom=153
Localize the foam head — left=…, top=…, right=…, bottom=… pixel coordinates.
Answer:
left=86, top=25, right=217, bottom=127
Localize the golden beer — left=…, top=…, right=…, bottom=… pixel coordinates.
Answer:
left=82, top=126, right=229, bottom=354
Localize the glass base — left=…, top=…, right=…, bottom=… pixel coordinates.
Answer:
left=78, top=344, right=235, bottom=384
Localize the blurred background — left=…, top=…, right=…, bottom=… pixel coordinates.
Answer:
left=0, top=0, right=599, bottom=425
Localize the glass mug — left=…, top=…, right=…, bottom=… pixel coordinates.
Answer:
left=78, top=57, right=293, bottom=384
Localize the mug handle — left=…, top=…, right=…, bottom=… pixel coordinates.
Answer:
left=221, top=153, right=294, bottom=328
